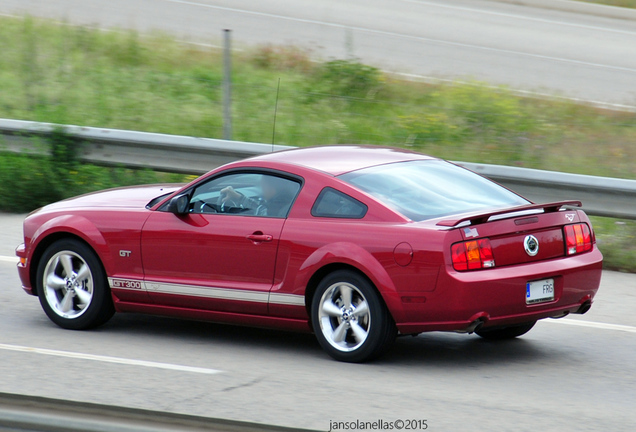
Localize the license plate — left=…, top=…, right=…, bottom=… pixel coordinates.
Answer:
left=526, top=278, right=555, bottom=304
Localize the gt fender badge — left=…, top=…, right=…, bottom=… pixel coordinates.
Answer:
left=524, top=235, right=539, bottom=257
left=119, top=250, right=132, bottom=257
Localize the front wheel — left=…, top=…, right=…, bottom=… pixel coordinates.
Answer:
left=311, top=270, right=396, bottom=362
left=475, top=321, right=536, bottom=340
left=36, top=239, right=115, bottom=330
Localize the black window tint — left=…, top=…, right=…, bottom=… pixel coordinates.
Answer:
left=312, top=188, right=367, bottom=219
left=188, top=172, right=300, bottom=218
left=339, top=160, right=529, bottom=222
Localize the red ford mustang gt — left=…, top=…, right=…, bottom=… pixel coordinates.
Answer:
left=16, top=146, right=602, bottom=362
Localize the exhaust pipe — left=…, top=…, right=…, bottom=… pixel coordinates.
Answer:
left=456, top=312, right=489, bottom=333
left=575, top=300, right=592, bottom=315
left=465, top=318, right=485, bottom=334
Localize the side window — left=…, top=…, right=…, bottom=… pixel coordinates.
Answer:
left=311, top=188, right=367, bottom=219
left=189, top=172, right=300, bottom=218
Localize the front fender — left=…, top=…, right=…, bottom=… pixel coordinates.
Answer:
left=29, top=214, right=114, bottom=277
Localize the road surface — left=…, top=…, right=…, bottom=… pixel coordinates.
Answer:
left=1, top=0, right=635, bottom=108
left=1, top=213, right=635, bottom=431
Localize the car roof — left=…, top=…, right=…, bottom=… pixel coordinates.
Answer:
left=247, top=145, right=437, bottom=176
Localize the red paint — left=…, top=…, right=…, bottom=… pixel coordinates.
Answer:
left=17, top=146, right=602, bottom=336
left=393, top=242, right=413, bottom=267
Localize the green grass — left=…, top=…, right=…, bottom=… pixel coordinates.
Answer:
left=577, top=0, right=636, bottom=8
left=590, top=217, right=636, bottom=273
left=1, top=16, right=635, bottom=272
left=2, top=16, right=636, bottom=179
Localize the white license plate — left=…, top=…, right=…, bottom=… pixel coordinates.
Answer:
left=526, top=278, right=555, bottom=304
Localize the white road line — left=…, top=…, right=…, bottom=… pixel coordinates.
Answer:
left=545, top=318, right=636, bottom=333
left=161, top=0, right=636, bottom=74
left=0, top=343, right=223, bottom=374
left=402, top=0, right=636, bottom=36
left=0, top=256, right=17, bottom=264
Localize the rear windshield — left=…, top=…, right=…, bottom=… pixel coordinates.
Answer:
left=340, top=160, right=529, bottom=221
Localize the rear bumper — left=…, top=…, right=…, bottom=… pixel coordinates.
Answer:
left=396, top=248, right=603, bottom=334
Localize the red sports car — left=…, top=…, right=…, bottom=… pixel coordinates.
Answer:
left=16, top=146, right=602, bottom=362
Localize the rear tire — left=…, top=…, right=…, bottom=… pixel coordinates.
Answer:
left=475, top=321, right=536, bottom=340
left=36, top=239, right=115, bottom=330
left=311, top=270, right=397, bottom=362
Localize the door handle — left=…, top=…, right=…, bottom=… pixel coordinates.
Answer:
left=247, top=233, right=273, bottom=243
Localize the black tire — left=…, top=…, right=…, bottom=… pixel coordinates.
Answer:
left=311, top=270, right=397, bottom=362
left=36, top=239, right=115, bottom=330
left=475, top=321, right=537, bottom=340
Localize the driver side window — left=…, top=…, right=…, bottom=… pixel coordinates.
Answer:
left=189, top=172, right=300, bottom=218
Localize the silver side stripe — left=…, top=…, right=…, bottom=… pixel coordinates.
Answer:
left=109, top=278, right=305, bottom=307
left=269, top=293, right=306, bottom=306
left=147, top=281, right=269, bottom=303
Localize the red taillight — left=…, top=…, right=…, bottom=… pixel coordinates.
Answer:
left=452, top=238, right=495, bottom=271
left=451, top=242, right=468, bottom=271
left=564, top=223, right=592, bottom=255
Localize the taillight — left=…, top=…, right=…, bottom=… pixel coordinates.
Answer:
left=452, top=238, right=495, bottom=271
left=564, top=223, right=592, bottom=255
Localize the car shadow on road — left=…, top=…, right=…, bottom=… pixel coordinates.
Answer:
left=380, top=332, right=551, bottom=368
left=96, top=313, right=560, bottom=368
left=102, top=312, right=320, bottom=351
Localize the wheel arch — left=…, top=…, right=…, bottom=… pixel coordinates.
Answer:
left=298, top=242, right=406, bottom=325
left=28, top=218, right=112, bottom=291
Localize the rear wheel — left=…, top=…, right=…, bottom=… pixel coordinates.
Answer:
left=36, top=239, right=114, bottom=330
left=311, top=270, right=396, bottom=362
left=475, top=321, right=536, bottom=340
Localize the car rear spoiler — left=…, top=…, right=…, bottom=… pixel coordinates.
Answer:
left=436, top=201, right=582, bottom=227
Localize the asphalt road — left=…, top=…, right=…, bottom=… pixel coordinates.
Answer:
left=1, top=0, right=636, bottom=108
left=1, top=213, right=635, bottom=431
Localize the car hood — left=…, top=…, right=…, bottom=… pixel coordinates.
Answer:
left=38, top=184, right=183, bottom=212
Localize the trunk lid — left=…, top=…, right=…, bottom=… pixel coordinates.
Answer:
left=441, top=202, right=585, bottom=267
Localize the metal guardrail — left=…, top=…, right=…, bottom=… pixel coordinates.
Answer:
left=0, top=392, right=318, bottom=432
left=0, top=119, right=290, bottom=174
left=1, top=118, right=635, bottom=220
left=456, top=162, right=636, bottom=220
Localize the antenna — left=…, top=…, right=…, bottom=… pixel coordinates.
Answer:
left=272, top=78, right=281, bottom=151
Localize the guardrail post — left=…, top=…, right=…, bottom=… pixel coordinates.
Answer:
left=223, top=29, right=233, bottom=141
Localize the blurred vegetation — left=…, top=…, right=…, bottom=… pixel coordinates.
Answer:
left=578, top=0, right=636, bottom=8
left=0, top=127, right=184, bottom=213
left=591, top=217, right=636, bottom=273
left=2, top=17, right=636, bottom=178
left=1, top=16, right=635, bottom=271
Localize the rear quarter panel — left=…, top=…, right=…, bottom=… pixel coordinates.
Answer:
left=268, top=173, right=448, bottom=323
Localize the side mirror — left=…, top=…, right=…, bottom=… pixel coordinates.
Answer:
left=166, top=194, right=189, bottom=214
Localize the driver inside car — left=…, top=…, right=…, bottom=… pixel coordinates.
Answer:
left=219, top=175, right=294, bottom=217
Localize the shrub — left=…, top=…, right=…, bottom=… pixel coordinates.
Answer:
left=0, top=128, right=186, bottom=213
left=0, top=153, right=63, bottom=212
left=249, top=44, right=314, bottom=73
left=315, top=60, right=383, bottom=98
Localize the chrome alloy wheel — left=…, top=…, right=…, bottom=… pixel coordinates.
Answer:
left=42, top=250, right=94, bottom=319
left=318, top=282, right=371, bottom=352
